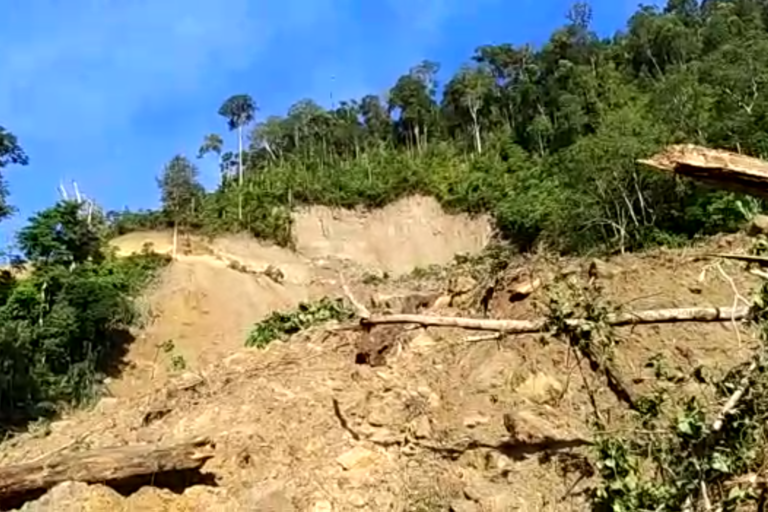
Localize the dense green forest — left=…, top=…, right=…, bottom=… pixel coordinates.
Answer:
left=114, top=0, right=768, bottom=253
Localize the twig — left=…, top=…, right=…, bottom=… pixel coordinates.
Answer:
left=340, top=273, right=370, bottom=319
left=332, top=398, right=360, bottom=441
left=701, top=480, right=712, bottom=512
left=712, top=360, right=758, bottom=433
left=714, top=263, right=751, bottom=346
left=464, top=333, right=502, bottom=343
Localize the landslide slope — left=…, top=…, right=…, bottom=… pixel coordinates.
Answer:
left=1, top=199, right=759, bottom=512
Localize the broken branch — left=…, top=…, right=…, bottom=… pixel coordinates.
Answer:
left=639, top=144, right=768, bottom=200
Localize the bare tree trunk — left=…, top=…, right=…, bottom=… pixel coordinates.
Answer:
left=172, top=221, right=178, bottom=260
left=470, top=108, right=482, bottom=154
left=237, top=125, right=244, bottom=222
left=0, top=438, right=214, bottom=501
left=356, top=306, right=749, bottom=333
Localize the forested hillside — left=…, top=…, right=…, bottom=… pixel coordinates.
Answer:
left=0, top=128, right=170, bottom=431
left=113, top=0, right=768, bottom=253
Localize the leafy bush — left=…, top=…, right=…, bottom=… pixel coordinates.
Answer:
left=246, top=297, right=355, bottom=348
left=0, top=201, right=170, bottom=430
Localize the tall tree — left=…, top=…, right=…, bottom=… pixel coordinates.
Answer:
left=197, top=133, right=225, bottom=185
left=218, top=94, right=256, bottom=220
left=17, top=201, right=103, bottom=267
left=157, top=155, right=203, bottom=258
left=442, top=65, right=494, bottom=153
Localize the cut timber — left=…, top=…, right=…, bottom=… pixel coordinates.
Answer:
left=638, top=144, right=768, bottom=199
left=359, top=306, right=749, bottom=333
left=0, top=437, right=214, bottom=500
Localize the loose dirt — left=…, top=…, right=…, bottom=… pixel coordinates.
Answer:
left=1, top=197, right=761, bottom=511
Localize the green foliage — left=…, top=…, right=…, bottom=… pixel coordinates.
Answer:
left=18, top=201, right=104, bottom=266
left=157, top=155, right=204, bottom=229
left=245, top=297, right=355, bottom=348
left=0, top=126, right=28, bottom=220
left=218, top=94, right=256, bottom=131
left=0, top=201, right=170, bottom=430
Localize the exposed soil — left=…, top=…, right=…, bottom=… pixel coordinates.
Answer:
left=0, top=197, right=761, bottom=511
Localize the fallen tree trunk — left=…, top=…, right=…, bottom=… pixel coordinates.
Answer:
left=359, top=306, right=749, bottom=333
left=0, top=437, right=214, bottom=500
left=638, top=144, right=768, bottom=200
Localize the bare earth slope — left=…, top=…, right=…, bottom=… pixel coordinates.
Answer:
left=0, top=197, right=759, bottom=511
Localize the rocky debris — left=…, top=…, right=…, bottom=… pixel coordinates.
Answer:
left=241, top=481, right=295, bottom=512
left=463, top=414, right=490, bottom=429
left=310, top=500, right=333, bottom=512
left=354, top=325, right=406, bottom=367
left=263, top=265, right=285, bottom=284
left=450, top=499, right=480, bottom=512
left=747, top=214, right=768, bottom=236
left=369, top=291, right=441, bottom=314
left=13, top=482, right=246, bottom=512
left=588, top=258, right=621, bottom=280
left=448, top=274, right=479, bottom=309
left=336, top=446, right=376, bottom=471
left=508, top=276, right=541, bottom=303
left=515, top=372, right=564, bottom=405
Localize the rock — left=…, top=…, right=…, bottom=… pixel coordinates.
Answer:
left=347, top=492, right=368, bottom=508
left=173, top=371, right=205, bottom=391
left=560, top=263, right=581, bottom=277
left=450, top=499, right=480, bottom=512
left=508, top=277, right=541, bottom=303
left=503, top=409, right=569, bottom=443
left=432, top=294, right=452, bottom=309
left=242, top=481, right=295, bottom=512
left=450, top=274, right=477, bottom=295
left=480, top=493, right=518, bottom=512
left=410, top=331, right=436, bottom=350
left=264, top=264, right=285, bottom=284
left=337, top=446, right=376, bottom=470
left=94, top=397, right=119, bottom=414
left=412, top=416, right=433, bottom=439
left=515, top=372, right=563, bottom=405
left=463, top=414, right=490, bottom=429
left=311, top=500, right=333, bottom=512
left=588, top=258, right=620, bottom=279
left=368, top=428, right=402, bottom=445
left=366, top=403, right=390, bottom=427
left=18, top=482, right=124, bottom=512
left=748, top=214, right=768, bottom=236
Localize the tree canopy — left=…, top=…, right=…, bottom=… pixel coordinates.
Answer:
left=108, top=0, right=768, bottom=253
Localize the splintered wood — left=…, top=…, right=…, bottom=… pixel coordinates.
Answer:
left=638, top=144, right=768, bottom=199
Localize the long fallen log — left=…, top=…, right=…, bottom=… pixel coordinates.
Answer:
left=0, top=437, right=214, bottom=500
left=359, top=306, right=750, bottom=333
left=638, top=144, right=768, bottom=199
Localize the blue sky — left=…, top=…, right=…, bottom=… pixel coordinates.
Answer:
left=0, top=0, right=658, bottom=247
